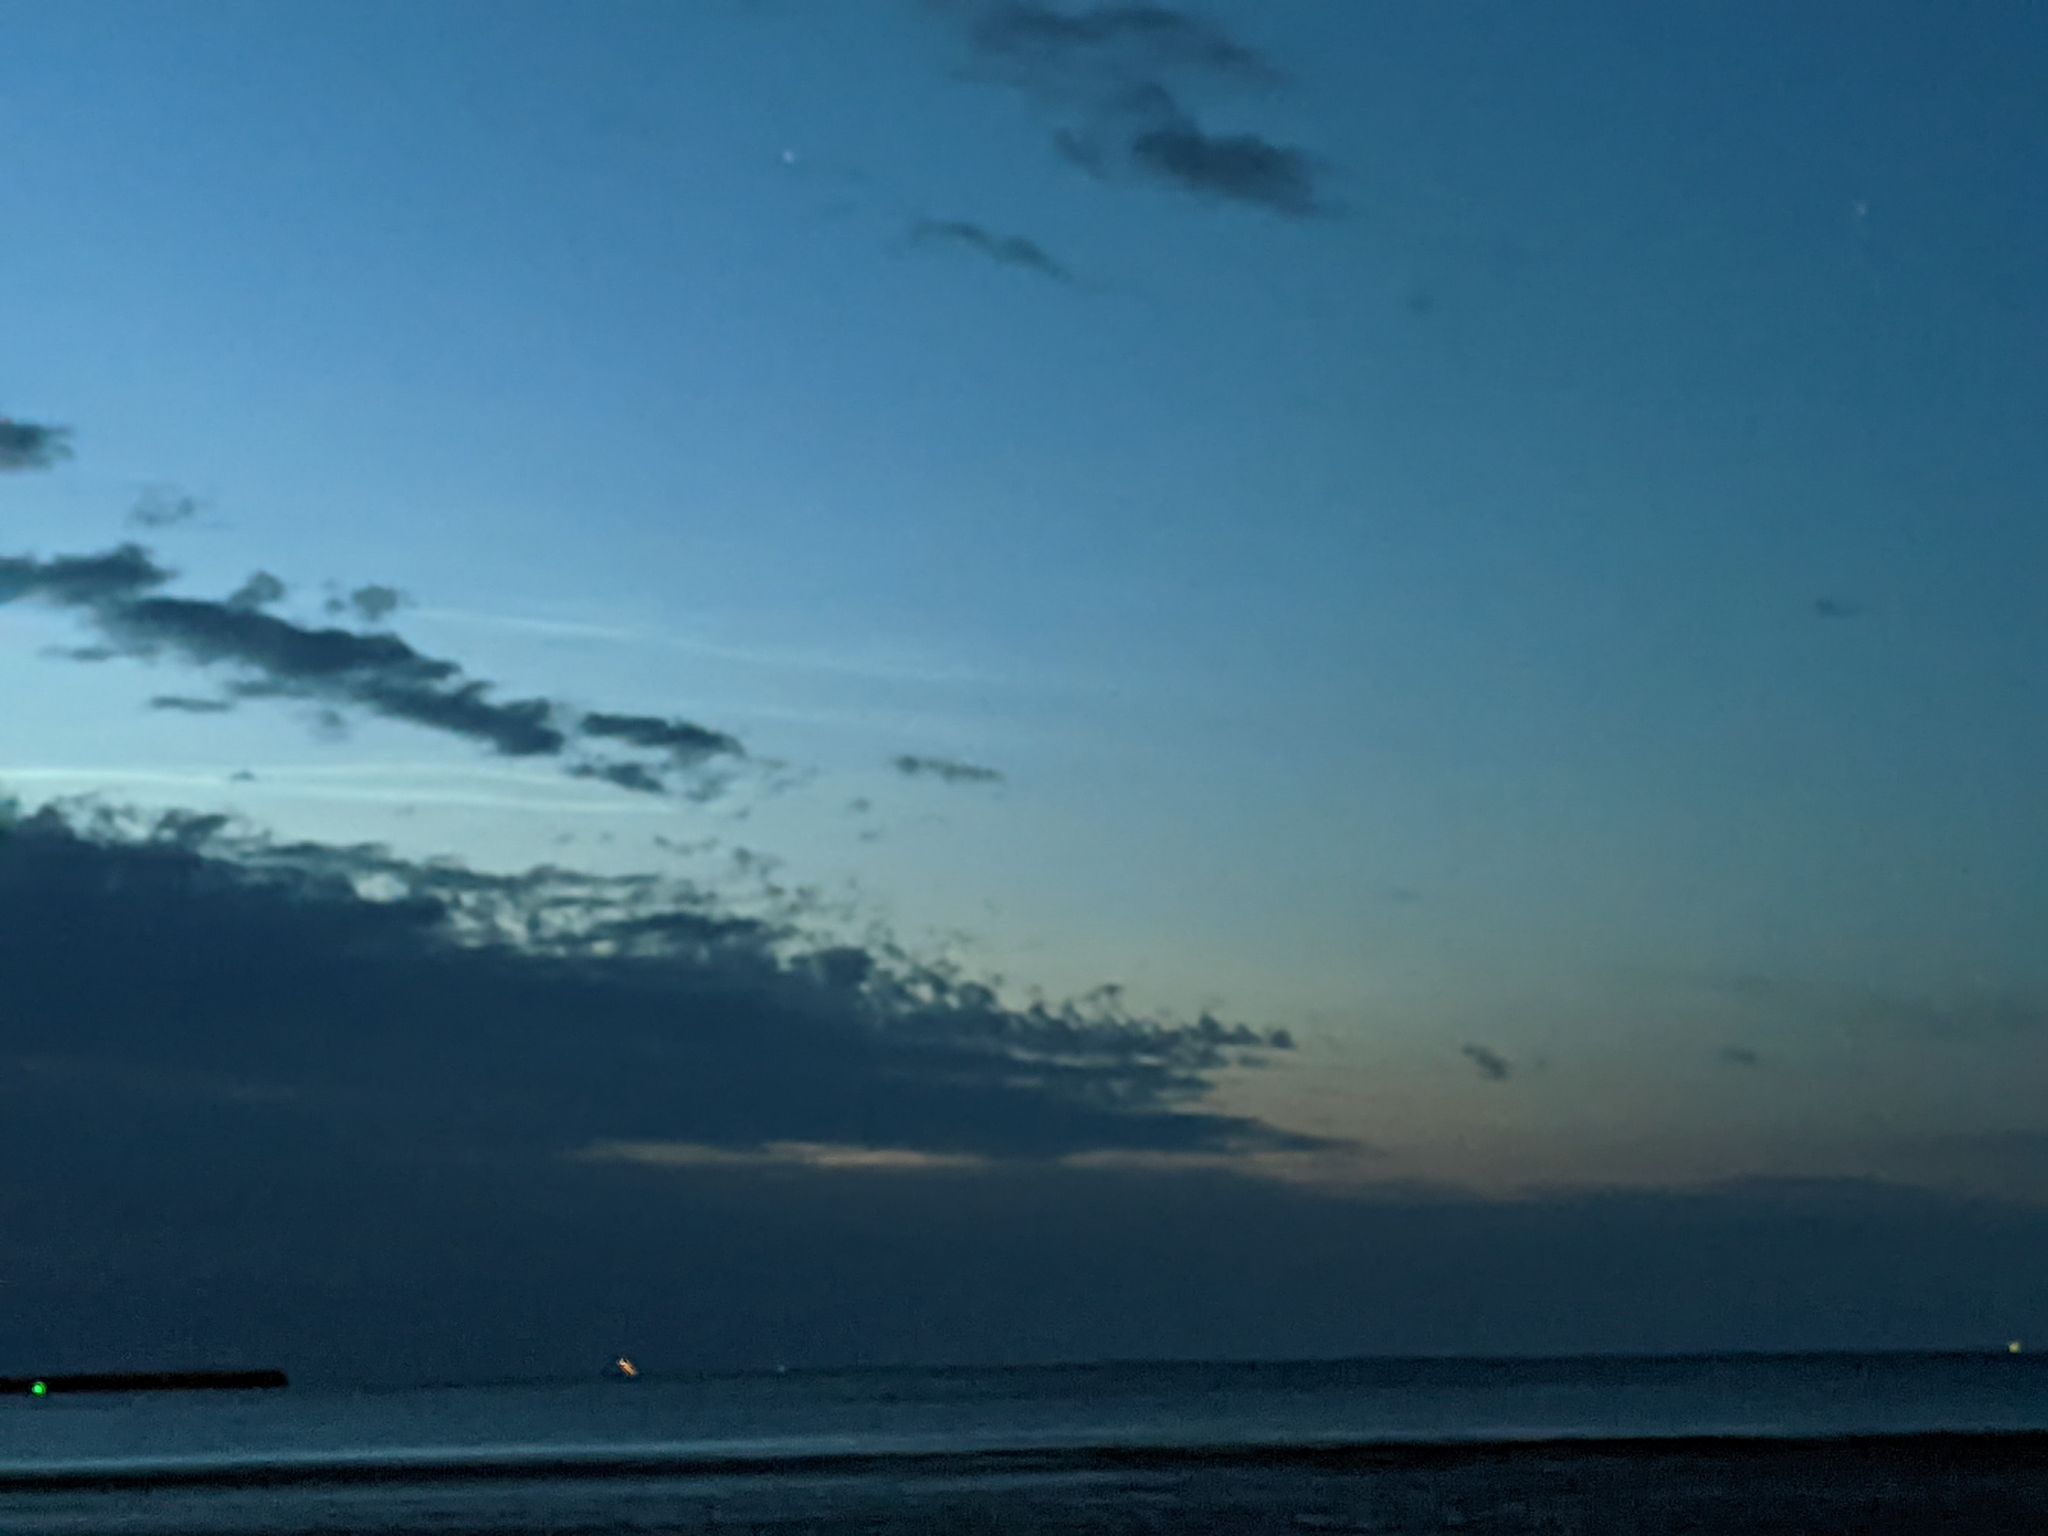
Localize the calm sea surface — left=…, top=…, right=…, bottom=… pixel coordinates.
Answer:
left=5, top=1354, right=2045, bottom=1533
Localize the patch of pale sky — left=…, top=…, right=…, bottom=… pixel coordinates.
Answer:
left=0, top=762, right=665, bottom=816
left=412, top=605, right=1005, bottom=689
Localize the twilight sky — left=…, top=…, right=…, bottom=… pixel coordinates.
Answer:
left=3, top=0, right=2046, bottom=1379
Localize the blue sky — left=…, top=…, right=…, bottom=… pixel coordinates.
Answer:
left=3, top=1, right=2046, bottom=1368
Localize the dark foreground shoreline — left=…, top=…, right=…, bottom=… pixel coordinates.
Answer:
left=4, top=1428, right=2046, bottom=1493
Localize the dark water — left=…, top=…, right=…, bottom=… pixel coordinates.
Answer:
left=5, top=1353, right=2046, bottom=1533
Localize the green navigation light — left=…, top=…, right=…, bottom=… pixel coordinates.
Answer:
left=30, top=1381, right=47, bottom=1396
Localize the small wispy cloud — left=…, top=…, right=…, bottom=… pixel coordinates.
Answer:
left=128, top=488, right=203, bottom=529
left=909, top=218, right=1073, bottom=282
left=892, top=753, right=1006, bottom=785
left=581, top=711, right=742, bottom=765
left=568, top=759, right=669, bottom=797
left=0, top=418, right=72, bottom=472
left=1460, top=1043, right=1514, bottom=1082
left=325, top=583, right=408, bottom=625
left=1126, top=111, right=1322, bottom=216
left=964, top=2, right=1276, bottom=87
left=1719, top=1044, right=1763, bottom=1068
left=227, top=571, right=288, bottom=610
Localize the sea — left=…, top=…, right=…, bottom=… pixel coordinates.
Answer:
left=5, top=1353, right=2046, bottom=1534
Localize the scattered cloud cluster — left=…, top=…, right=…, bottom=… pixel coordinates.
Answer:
left=0, top=417, right=72, bottom=472
left=947, top=2, right=1328, bottom=217
left=0, top=544, right=744, bottom=797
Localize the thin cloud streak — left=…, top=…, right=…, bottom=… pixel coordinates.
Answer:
left=1, top=545, right=748, bottom=799
left=147, top=695, right=236, bottom=714
left=571, top=1139, right=990, bottom=1173
left=893, top=753, right=1006, bottom=785
left=909, top=218, right=1074, bottom=282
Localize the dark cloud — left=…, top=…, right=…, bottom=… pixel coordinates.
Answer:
left=1813, top=598, right=1862, bottom=619
left=3, top=809, right=2037, bottom=1382
left=6, top=1028, right=2042, bottom=1384
left=1054, top=82, right=1325, bottom=215
left=0, top=803, right=1305, bottom=1171
left=2, top=544, right=745, bottom=794
left=1460, top=1043, right=1514, bottom=1082
left=227, top=570, right=288, bottom=610
left=910, top=218, right=1073, bottom=282
left=0, top=543, right=171, bottom=605
left=581, top=711, right=743, bottom=765
left=1128, top=114, right=1322, bottom=216
left=893, top=753, right=1006, bottom=785
left=1720, top=1044, right=1763, bottom=1068
left=0, top=417, right=72, bottom=471
left=148, top=695, right=237, bottom=715
left=128, top=488, right=203, bottom=529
